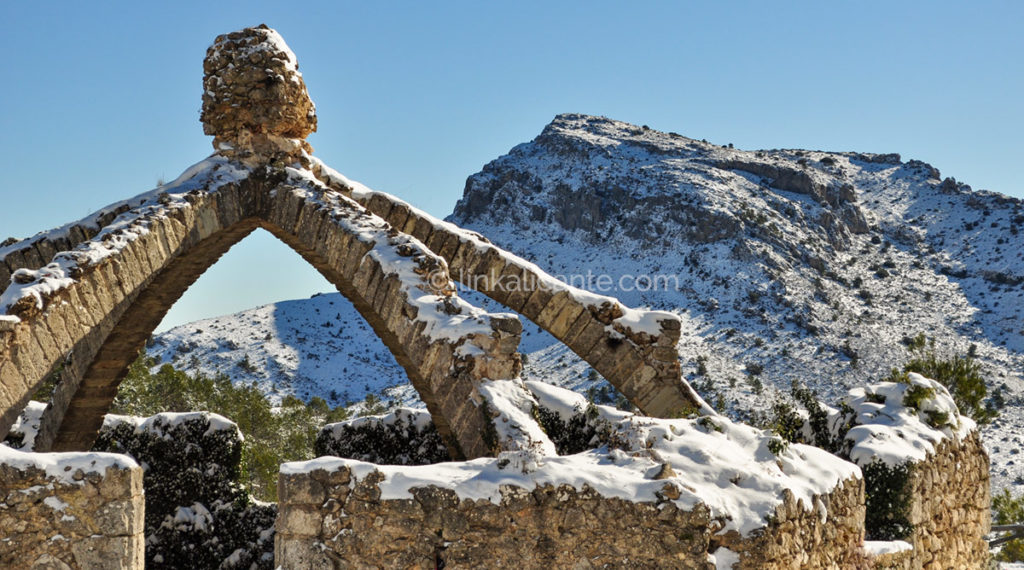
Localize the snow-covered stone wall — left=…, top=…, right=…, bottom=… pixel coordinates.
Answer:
left=274, top=461, right=866, bottom=569
left=824, top=374, right=991, bottom=568
left=0, top=447, right=144, bottom=569
left=278, top=383, right=868, bottom=568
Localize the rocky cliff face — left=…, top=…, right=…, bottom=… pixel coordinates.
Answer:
left=452, top=114, right=879, bottom=250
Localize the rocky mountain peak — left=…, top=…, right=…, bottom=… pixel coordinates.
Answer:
left=449, top=114, right=1023, bottom=427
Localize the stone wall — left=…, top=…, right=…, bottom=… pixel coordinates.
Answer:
left=0, top=450, right=144, bottom=569
left=720, top=477, right=867, bottom=568
left=275, top=464, right=866, bottom=570
left=903, top=431, right=990, bottom=569
left=828, top=377, right=992, bottom=568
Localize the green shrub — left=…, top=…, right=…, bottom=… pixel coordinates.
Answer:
left=110, top=351, right=352, bottom=501
left=993, top=489, right=1024, bottom=561
left=901, top=383, right=935, bottom=411
left=766, top=399, right=804, bottom=444
left=885, top=336, right=996, bottom=424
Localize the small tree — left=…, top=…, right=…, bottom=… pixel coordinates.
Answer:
left=885, top=335, right=996, bottom=424
left=110, top=351, right=352, bottom=501
left=993, top=489, right=1024, bottom=561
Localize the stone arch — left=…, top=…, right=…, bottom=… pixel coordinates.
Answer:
left=309, top=162, right=708, bottom=418
left=0, top=162, right=521, bottom=459
left=1, top=23, right=707, bottom=464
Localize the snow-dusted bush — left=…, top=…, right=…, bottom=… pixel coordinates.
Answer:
left=531, top=399, right=606, bottom=455
left=884, top=339, right=995, bottom=424
left=315, top=408, right=450, bottom=465
left=94, top=412, right=275, bottom=569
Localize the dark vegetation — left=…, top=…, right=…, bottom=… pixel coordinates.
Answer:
left=108, top=351, right=354, bottom=501
left=94, top=415, right=275, bottom=569
left=886, top=333, right=996, bottom=424
left=314, top=410, right=450, bottom=465
left=532, top=403, right=602, bottom=455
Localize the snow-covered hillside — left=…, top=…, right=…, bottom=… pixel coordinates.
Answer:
left=150, top=294, right=420, bottom=411
left=150, top=113, right=1023, bottom=493
left=449, top=113, right=1024, bottom=491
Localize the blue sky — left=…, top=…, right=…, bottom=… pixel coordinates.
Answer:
left=2, top=1, right=1021, bottom=330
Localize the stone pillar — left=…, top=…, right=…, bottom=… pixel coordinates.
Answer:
left=0, top=449, right=144, bottom=569
left=201, top=24, right=317, bottom=165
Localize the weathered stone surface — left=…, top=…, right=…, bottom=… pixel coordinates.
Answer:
left=899, top=431, right=990, bottom=569
left=0, top=460, right=144, bottom=570
left=276, top=465, right=871, bottom=570
left=278, top=470, right=715, bottom=569
left=718, top=477, right=867, bottom=568
left=201, top=24, right=316, bottom=164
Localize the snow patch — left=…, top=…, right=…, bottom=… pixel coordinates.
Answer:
left=842, top=373, right=975, bottom=466
left=710, top=547, right=741, bottom=569
left=864, top=540, right=913, bottom=556
left=43, top=496, right=69, bottom=511
left=0, top=445, right=138, bottom=483
left=104, top=411, right=241, bottom=441
left=477, top=378, right=557, bottom=460
left=3, top=400, right=48, bottom=451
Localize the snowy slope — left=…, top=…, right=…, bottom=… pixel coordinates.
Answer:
left=150, top=113, right=1023, bottom=493
left=150, top=293, right=421, bottom=411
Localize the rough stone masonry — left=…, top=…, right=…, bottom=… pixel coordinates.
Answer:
left=201, top=24, right=317, bottom=165
left=0, top=452, right=144, bottom=569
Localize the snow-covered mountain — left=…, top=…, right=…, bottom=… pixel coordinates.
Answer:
left=151, top=113, right=1024, bottom=491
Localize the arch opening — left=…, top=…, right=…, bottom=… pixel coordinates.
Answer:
left=148, top=228, right=409, bottom=409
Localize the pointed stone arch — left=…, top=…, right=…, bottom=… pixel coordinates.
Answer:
left=0, top=24, right=707, bottom=464
left=0, top=162, right=521, bottom=458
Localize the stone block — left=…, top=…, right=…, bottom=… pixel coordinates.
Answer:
left=277, top=505, right=324, bottom=537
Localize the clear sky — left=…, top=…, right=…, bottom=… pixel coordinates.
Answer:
left=2, top=1, right=1021, bottom=331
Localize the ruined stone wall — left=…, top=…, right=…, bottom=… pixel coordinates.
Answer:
left=722, top=477, right=867, bottom=569
left=0, top=453, right=144, bottom=569
left=275, top=464, right=867, bottom=570
left=904, top=431, right=990, bottom=569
